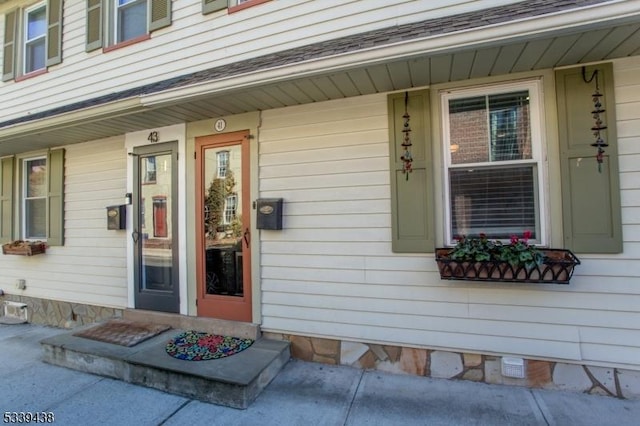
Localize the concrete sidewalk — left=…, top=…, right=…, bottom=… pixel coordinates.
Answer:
left=2, top=323, right=639, bottom=426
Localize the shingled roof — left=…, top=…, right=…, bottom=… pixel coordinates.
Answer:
left=0, top=0, right=609, bottom=129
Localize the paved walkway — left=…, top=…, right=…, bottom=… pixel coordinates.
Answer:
left=2, top=323, right=640, bottom=425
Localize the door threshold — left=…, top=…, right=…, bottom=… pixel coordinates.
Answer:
left=123, top=308, right=260, bottom=340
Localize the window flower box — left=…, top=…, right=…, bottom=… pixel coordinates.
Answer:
left=435, top=233, right=580, bottom=284
left=2, top=240, right=47, bottom=256
left=435, top=248, right=580, bottom=284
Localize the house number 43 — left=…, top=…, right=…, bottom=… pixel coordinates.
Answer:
left=148, top=131, right=160, bottom=143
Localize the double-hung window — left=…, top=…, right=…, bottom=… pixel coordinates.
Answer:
left=0, top=150, right=65, bottom=246
left=224, top=194, right=238, bottom=225
left=2, top=0, right=63, bottom=82
left=115, top=0, right=147, bottom=43
left=86, top=0, right=171, bottom=52
left=23, top=157, right=47, bottom=240
left=389, top=64, right=621, bottom=255
left=441, top=80, right=546, bottom=245
left=217, top=151, right=229, bottom=178
left=23, top=4, right=47, bottom=75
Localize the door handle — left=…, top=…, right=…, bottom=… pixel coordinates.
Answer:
left=132, top=230, right=140, bottom=244
left=243, top=228, right=250, bottom=248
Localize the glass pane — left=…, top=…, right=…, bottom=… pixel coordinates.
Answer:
left=449, top=165, right=537, bottom=240
left=489, top=91, right=531, bottom=161
left=26, top=158, right=47, bottom=198
left=140, top=153, right=173, bottom=291
left=118, top=0, right=147, bottom=42
left=27, top=7, right=46, bottom=40
left=25, top=39, right=46, bottom=73
left=216, top=151, right=229, bottom=178
left=204, top=145, right=244, bottom=296
left=25, top=198, right=46, bottom=239
left=449, top=91, right=531, bottom=164
left=142, top=156, right=156, bottom=183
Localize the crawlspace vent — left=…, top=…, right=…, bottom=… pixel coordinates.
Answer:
left=501, top=357, right=525, bottom=379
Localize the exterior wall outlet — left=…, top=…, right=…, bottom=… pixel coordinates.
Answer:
left=15, top=279, right=26, bottom=290
left=501, top=357, right=526, bottom=379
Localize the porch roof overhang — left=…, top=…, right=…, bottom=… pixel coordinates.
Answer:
left=1, top=0, right=640, bottom=156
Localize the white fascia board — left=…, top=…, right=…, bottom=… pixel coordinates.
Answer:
left=142, top=0, right=640, bottom=107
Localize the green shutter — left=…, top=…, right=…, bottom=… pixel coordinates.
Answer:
left=0, top=157, right=14, bottom=244
left=556, top=63, right=622, bottom=253
left=149, top=0, right=172, bottom=32
left=2, top=9, right=17, bottom=81
left=47, top=149, right=65, bottom=246
left=85, top=0, right=103, bottom=52
left=202, top=0, right=228, bottom=15
left=388, top=90, right=434, bottom=253
left=46, top=0, right=64, bottom=66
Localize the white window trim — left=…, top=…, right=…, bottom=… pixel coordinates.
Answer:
left=440, top=79, right=548, bottom=246
left=223, top=193, right=238, bottom=225
left=112, top=0, right=148, bottom=45
left=21, top=155, right=48, bottom=241
left=217, top=150, right=229, bottom=178
left=23, top=2, right=47, bottom=75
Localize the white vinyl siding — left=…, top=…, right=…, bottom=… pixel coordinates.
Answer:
left=0, top=137, right=128, bottom=308
left=0, top=0, right=524, bottom=123
left=258, top=70, right=640, bottom=370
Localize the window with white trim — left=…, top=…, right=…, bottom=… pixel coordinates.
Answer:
left=224, top=193, right=237, bottom=224
left=22, top=157, right=47, bottom=240
left=114, top=0, right=147, bottom=44
left=23, top=3, right=47, bottom=74
left=0, top=150, right=64, bottom=245
left=2, top=0, right=63, bottom=82
left=441, top=80, right=546, bottom=245
left=86, top=0, right=171, bottom=52
left=217, top=151, right=229, bottom=178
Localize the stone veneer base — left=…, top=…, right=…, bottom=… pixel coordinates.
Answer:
left=262, top=332, right=640, bottom=400
left=0, top=294, right=122, bottom=328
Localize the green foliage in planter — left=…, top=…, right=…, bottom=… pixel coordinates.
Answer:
left=448, top=232, right=544, bottom=271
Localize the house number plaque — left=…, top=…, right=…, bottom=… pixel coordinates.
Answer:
left=214, top=119, right=226, bottom=132
left=147, top=131, right=160, bottom=143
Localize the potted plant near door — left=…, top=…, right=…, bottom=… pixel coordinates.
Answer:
left=435, top=232, right=580, bottom=284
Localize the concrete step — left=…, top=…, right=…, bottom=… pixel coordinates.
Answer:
left=122, top=309, right=261, bottom=341
left=40, top=325, right=289, bottom=409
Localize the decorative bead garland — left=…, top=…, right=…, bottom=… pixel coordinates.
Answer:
left=401, top=92, right=413, bottom=180
left=583, top=68, right=608, bottom=173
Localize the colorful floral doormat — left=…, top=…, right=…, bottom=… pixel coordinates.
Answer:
left=165, top=330, right=254, bottom=361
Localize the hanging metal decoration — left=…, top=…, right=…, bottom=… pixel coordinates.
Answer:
left=401, top=91, right=413, bottom=181
left=582, top=67, right=608, bottom=173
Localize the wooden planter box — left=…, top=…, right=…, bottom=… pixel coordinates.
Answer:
left=435, top=248, right=580, bottom=284
left=2, top=241, right=47, bottom=256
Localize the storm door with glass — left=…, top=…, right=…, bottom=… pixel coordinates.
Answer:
left=195, top=131, right=252, bottom=322
left=133, top=142, right=179, bottom=313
